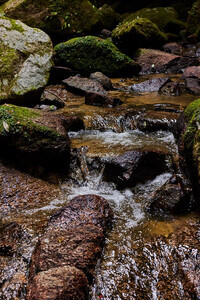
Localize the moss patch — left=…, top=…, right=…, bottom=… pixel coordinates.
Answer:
left=54, top=36, right=140, bottom=76
left=112, top=18, right=167, bottom=54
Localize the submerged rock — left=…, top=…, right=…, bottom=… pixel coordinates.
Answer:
left=0, top=16, right=53, bottom=103
left=0, top=104, right=70, bottom=172
left=63, top=76, right=106, bottom=95
left=130, top=77, right=170, bottom=92
left=85, top=92, right=122, bottom=107
left=54, top=36, right=140, bottom=77
left=159, top=81, right=186, bottom=96
left=136, top=109, right=181, bottom=133
left=112, top=18, right=167, bottom=55
left=103, top=150, right=167, bottom=188
left=0, top=0, right=102, bottom=42
left=135, top=48, right=198, bottom=74
left=28, top=195, right=113, bottom=297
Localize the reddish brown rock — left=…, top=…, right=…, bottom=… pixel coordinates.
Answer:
left=27, top=266, right=88, bottom=300
left=135, top=48, right=198, bottom=74
left=185, top=77, right=200, bottom=95
left=182, top=66, right=200, bottom=79
left=159, top=81, right=186, bottom=96
left=85, top=92, right=122, bottom=107
left=163, top=42, right=184, bottom=55
left=90, top=72, right=113, bottom=90
left=28, top=195, right=113, bottom=295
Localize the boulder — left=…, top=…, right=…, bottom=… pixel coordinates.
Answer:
left=103, top=150, right=167, bottom=188
left=85, top=92, right=122, bottom=107
left=27, top=266, right=89, bottom=300
left=181, top=98, right=200, bottom=202
left=0, top=16, right=53, bottom=103
left=90, top=72, right=113, bottom=90
left=28, top=195, right=113, bottom=293
left=149, top=174, right=192, bottom=214
left=0, top=0, right=102, bottom=42
left=135, top=48, right=198, bottom=74
left=63, top=76, right=106, bottom=95
left=130, top=77, right=170, bottom=93
left=122, top=7, right=178, bottom=30
left=98, top=4, right=121, bottom=30
left=112, top=18, right=167, bottom=55
left=0, top=104, right=70, bottom=171
left=54, top=36, right=140, bottom=77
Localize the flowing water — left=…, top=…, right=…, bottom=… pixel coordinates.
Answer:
left=0, top=75, right=200, bottom=299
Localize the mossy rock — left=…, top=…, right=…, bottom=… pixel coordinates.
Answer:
left=98, top=4, right=121, bottom=30
left=0, top=0, right=103, bottom=42
left=187, top=0, right=200, bottom=35
left=0, top=104, right=70, bottom=171
left=112, top=18, right=168, bottom=55
left=122, top=7, right=178, bottom=30
left=54, top=36, right=140, bottom=77
left=182, top=98, right=200, bottom=198
left=0, top=16, right=53, bottom=103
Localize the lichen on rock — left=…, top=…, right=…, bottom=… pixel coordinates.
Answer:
left=0, top=16, right=53, bottom=102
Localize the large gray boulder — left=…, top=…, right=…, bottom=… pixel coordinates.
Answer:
left=0, top=16, right=53, bottom=102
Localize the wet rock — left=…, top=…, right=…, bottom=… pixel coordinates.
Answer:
left=40, top=85, right=78, bottom=108
left=112, top=18, right=167, bottom=55
left=135, top=48, right=198, bottom=74
left=85, top=92, right=122, bottom=107
left=182, top=66, right=200, bottom=79
left=103, top=150, right=167, bottom=188
left=63, top=76, right=107, bottom=95
left=28, top=195, right=113, bottom=288
left=54, top=36, right=140, bottom=77
left=185, top=78, right=200, bottom=94
left=49, top=66, right=76, bottom=85
left=149, top=174, right=192, bottom=214
left=90, top=72, right=113, bottom=90
left=163, top=42, right=184, bottom=55
left=130, top=77, right=170, bottom=93
left=27, top=266, right=89, bottom=300
left=0, top=104, right=70, bottom=172
left=0, top=222, right=27, bottom=256
left=159, top=81, right=186, bottom=96
left=0, top=16, right=53, bottom=103
left=136, top=109, right=181, bottom=133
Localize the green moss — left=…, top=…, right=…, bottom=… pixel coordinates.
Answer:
left=0, top=0, right=102, bottom=40
left=183, top=99, right=200, bottom=149
left=98, top=4, right=121, bottom=30
left=0, top=44, right=20, bottom=77
left=0, top=104, right=64, bottom=148
left=187, top=0, right=200, bottom=34
left=54, top=36, right=140, bottom=76
left=112, top=18, right=167, bottom=54
left=9, top=18, right=25, bottom=32
left=123, top=7, right=178, bottom=30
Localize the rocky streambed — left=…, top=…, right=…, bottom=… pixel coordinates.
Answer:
left=0, top=74, right=200, bottom=299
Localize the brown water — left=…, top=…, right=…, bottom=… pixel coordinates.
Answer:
left=0, top=74, right=199, bottom=299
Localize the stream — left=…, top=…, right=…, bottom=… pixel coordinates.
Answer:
left=0, top=75, right=200, bottom=299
